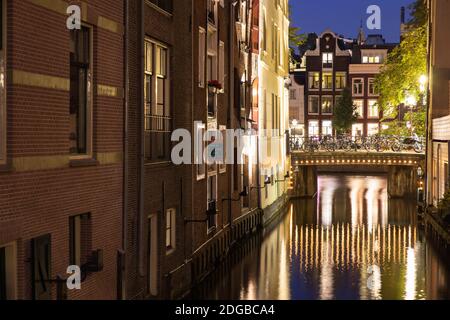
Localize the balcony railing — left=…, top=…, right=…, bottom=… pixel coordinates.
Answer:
left=207, top=0, right=216, bottom=24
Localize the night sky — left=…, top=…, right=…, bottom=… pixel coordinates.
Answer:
left=290, top=0, right=416, bottom=43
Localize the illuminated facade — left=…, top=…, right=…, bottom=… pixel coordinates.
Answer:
left=257, top=0, right=290, bottom=222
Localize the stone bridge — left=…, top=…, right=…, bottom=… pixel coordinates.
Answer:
left=290, top=151, right=426, bottom=199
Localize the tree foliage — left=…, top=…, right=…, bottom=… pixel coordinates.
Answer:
left=375, top=0, right=428, bottom=136
left=288, top=5, right=306, bottom=57
left=333, top=87, right=358, bottom=135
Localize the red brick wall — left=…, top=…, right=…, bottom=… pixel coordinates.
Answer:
left=0, top=0, right=124, bottom=300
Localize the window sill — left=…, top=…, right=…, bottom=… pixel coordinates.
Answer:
left=70, top=158, right=99, bottom=168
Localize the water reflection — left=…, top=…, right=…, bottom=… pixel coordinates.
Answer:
left=191, top=174, right=450, bottom=300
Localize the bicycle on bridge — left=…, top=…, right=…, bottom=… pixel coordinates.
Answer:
left=290, top=135, right=425, bottom=154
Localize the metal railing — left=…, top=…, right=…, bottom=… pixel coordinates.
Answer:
left=290, top=135, right=425, bottom=154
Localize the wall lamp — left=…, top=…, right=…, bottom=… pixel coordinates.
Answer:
left=250, top=176, right=272, bottom=190
left=275, top=171, right=290, bottom=183
left=222, top=187, right=249, bottom=203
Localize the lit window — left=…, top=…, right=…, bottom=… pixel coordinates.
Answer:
left=308, top=96, right=319, bottom=114
left=368, top=78, right=377, bottom=96
left=368, top=123, right=379, bottom=136
left=368, top=100, right=379, bottom=118
left=362, top=56, right=368, bottom=63
left=70, top=26, right=93, bottom=156
left=308, top=72, right=320, bottom=90
left=321, top=96, right=333, bottom=114
left=322, top=72, right=333, bottom=90
left=322, top=120, right=333, bottom=136
left=308, top=121, right=319, bottom=137
left=352, top=124, right=364, bottom=137
left=322, top=53, right=333, bottom=67
left=144, top=39, right=171, bottom=162
left=352, top=78, right=364, bottom=96
left=353, top=100, right=364, bottom=118
left=165, top=208, right=176, bottom=252
left=335, top=72, right=346, bottom=89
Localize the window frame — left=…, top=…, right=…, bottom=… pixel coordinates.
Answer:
left=321, top=96, right=333, bottom=115
left=352, top=78, right=364, bottom=96
left=69, top=24, right=94, bottom=159
left=308, top=120, right=319, bottom=137
left=322, top=72, right=333, bottom=91
left=368, top=78, right=377, bottom=96
left=0, top=242, right=17, bottom=300
left=165, top=208, right=176, bottom=254
left=308, top=72, right=320, bottom=91
left=322, top=120, right=333, bottom=136
left=368, top=99, right=379, bottom=119
left=335, top=72, right=346, bottom=90
left=69, top=213, right=92, bottom=268
left=367, top=123, right=380, bottom=136
left=308, top=95, right=319, bottom=115
left=353, top=99, right=364, bottom=119
left=0, top=0, right=6, bottom=165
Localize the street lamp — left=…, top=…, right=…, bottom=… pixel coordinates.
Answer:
left=405, top=94, right=417, bottom=137
left=419, top=75, right=427, bottom=93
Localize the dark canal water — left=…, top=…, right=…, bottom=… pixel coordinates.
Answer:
left=191, top=174, right=450, bottom=300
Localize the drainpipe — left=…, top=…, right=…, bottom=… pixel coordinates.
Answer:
left=122, top=0, right=130, bottom=299
left=424, top=0, right=432, bottom=207
left=138, top=0, right=145, bottom=277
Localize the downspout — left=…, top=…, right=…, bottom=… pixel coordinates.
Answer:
left=425, top=0, right=432, bottom=207
left=138, top=0, right=145, bottom=277
left=122, top=0, right=130, bottom=299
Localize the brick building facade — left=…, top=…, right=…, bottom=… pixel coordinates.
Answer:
left=0, top=0, right=124, bottom=300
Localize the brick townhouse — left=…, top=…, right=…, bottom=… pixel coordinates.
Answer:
left=124, top=0, right=262, bottom=300
left=0, top=0, right=124, bottom=300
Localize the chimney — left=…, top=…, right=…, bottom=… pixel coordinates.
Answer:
left=401, top=6, right=405, bottom=24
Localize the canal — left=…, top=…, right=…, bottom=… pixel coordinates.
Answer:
left=191, top=174, right=450, bottom=300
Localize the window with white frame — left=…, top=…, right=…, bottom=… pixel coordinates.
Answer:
left=0, top=242, right=17, bottom=300
left=352, top=78, right=364, bottom=96
left=0, top=0, right=6, bottom=165
left=198, top=27, right=206, bottom=87
left=308, top=72, right=320, bottom=90
left=353, top=100, right=364, bottom=118
left=368, top=100, right=379, bottom=118
left=321, top=96, right=333, bottom=115
left=165, top=208, right=176, bottom=252
left=322, top=52, right=333, bottom=68
left=69, top=213, right=92, bottom=267
left=352, top=123, right=364, bottom=137
left=367, top=123, right=379, bottom=136
left=290, top=89, right=296, bottom=100
left=308, top=96, right=319, bottom=114
left=70, top=25, right=93, bottom=156
left=261, top=11, right=267, bottom=52
left=368, top=78, right=377, bottom=96
left=196, top=122, right=206, bottom=180
left=308, top=120, right=319, bottom=137
left=322, top=120, right=333, bottom=136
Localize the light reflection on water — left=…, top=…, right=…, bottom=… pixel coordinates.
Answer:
left=190, top=174, right=450, bottom=300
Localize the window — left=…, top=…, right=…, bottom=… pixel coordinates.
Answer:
left=149, top=0, right=173, bottom=13
left=363, top=55, right=383, bottom=64
left=352, top=78, right=364, bottom=96
left=322, top=120, right=333, bottom=136
left=290, top=89, right=296, bottom=100
left=368, top=100, right=379, bottom=118
left=352, top=124, right=364, bottom=137
left=0, top=0, right=6, bottom=165
left=368, top=78, right=377, bottom=96
left=308, top=120, right=319, bottom=137
left=207, top=0, right=217, bottom=24
left=207, top=175, right=218, bottom=231
left=308, top=72, right=320, bottom=90
left=69, top=213, right=92, bottom=268
left=144, top=39, right=171, bottom=162
left=322, top=53, right=333, bottom=68
left=321, top=96, right=333, bottom=114
left=261, top=12, right=267, bottom=52
left=32, top=234, right=51, bottom=300
left=219, top=126, right=227, bottom=173
left=322, top=72, right=333, bottom=90
left=353, top=100, right=364, bottom=118
left=198, top=28, right=206, bottom=87
left=218, top=41, right=225, bottom=90
left=367, top=123, right=379, bottom=136
left=196, top=122, right=206, bottom=180
left=165, top=208, right=176, bottom=252
left=70, top=26, right=92, bottom=156
left=335, top=72, right=346, bottom=90
left=272, top=24, right=279, bottom=63
left=308, top=96, right=319, bottom=114
left=0, top=243, right=17, bottom=300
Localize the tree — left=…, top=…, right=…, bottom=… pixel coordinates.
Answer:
left=288, top=5, right=306, bottom=64
left=375, top=0, right=428, bottom=137
left=333, top=87, right=358, bottom=135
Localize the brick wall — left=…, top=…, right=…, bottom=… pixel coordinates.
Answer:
left=0, top=0, right=124, bottom=300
